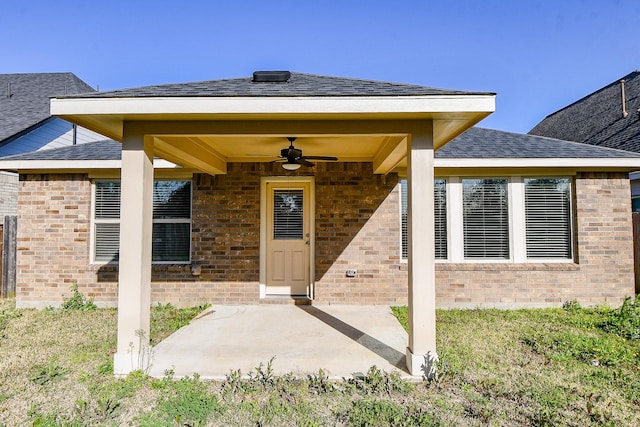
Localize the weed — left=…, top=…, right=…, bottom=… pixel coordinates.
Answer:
left=74, top=396, right=121, bottom=424
left=348, top=366, right=413, bottom=395
left=29, top=360, right=70, bottom=385
left=562, top=299, right=582, bottom=311
left=307, top=368, right=335, bottom=394
left=61, top=283, right=97, bottom=311
left=248, top=356, right=277, bottom=389
left=601, top=295, right=640, bottom=340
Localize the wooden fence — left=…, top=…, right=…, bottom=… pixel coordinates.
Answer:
left=633, top=212, right=640, bottom=295
left=0, top=216, right=16, bottom=298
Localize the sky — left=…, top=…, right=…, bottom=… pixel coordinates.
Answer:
left=1, top=0, right=638, bottom=133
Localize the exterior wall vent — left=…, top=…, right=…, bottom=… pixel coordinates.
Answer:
left=252, top=71, right=291, bottom=83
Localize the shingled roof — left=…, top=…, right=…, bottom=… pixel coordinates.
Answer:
left=529, top=71, right=640, bottom=152
left=2, top=127, right=637, bottom=163
left=55, top=72, right=491, bottom=98
left=0, top=73, right=95, bottom=142
left=439, top=127, right=640, bottom=159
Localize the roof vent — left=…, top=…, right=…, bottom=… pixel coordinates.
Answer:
left=252, top=71, right=291, bottom=83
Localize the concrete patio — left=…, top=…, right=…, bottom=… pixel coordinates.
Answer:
left=147, top=304, right=411, bottom=380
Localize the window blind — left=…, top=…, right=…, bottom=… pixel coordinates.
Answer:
left=463, top=179, right=509, bottom=259
left=400, top=179, right=447, bottom=260
left=273, top=189, right=304, bottom=240
left=95, top=181, right=120, bottom=219
left=525, top=178, right=572, bottom=258
left=94, top=180, right=191, bottom=263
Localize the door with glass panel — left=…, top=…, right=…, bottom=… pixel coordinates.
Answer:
left=266, top=181, right=311, bottom=296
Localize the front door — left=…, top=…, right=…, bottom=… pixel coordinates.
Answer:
left=265, top=180, right=311, bottom=296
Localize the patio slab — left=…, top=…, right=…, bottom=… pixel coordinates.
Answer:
left=147, top=304, right=410, bottom=380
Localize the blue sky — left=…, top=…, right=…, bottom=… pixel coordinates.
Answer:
left=1, top=0, right=638, bottom=133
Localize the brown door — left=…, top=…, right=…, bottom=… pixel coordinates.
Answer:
left=265, top=181, right=311, bottom=296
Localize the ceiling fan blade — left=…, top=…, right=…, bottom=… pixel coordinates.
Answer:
left=301, top=156, right=338, bottom=161
left=298, top=158, right=315, bottom=167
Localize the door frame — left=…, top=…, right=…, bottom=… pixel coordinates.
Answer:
left=259, top=176, right=315, bottom=299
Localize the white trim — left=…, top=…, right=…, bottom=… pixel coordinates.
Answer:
left=259, top=176, right=316, bottom=299
left=510, top=176, right=526, bottom=263
left=448, top=178, right=464, bottom=263
left=435, top=158, right=640, bottom=168
left=51, top=95, right=496, bottom=116
left=0, top=159, right=181, bottom=170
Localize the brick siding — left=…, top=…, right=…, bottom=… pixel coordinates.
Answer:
left=14, top=169, right=635, bottom=308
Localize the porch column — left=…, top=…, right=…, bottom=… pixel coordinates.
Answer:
left=406, top=122, right=438, bottom=378
left=113, top=129, right=154, bottom=376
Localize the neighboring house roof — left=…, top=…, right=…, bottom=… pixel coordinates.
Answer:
left=529, top=71, right=640, bottom=152
left=0, top=73, right=95, bottom=143
left=439, top=127, right=640, bottom=159
left=1, top=128, right=638, bottom=172
left=55, top=72, right=491, bottom=98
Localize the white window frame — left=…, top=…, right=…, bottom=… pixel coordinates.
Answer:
left=399, top=178, right=448, bottom=262
left=90, top=179, right=192, bottom=265
left=400, top=175, right=574, bottom=264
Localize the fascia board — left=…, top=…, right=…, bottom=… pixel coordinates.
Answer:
left=0, top=159, right=179, bottom=171
left=51, top=95, right=496, bottom=115
left=434, top=158, right=640, bottom=169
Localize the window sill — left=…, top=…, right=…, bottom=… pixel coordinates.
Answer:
left=436, top=263, right=579, bottom=271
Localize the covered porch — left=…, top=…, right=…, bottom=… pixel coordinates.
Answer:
left=50, top=72, right=495, bottom=377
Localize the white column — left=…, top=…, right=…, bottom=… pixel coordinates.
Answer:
left=113, top=129, right=154, bottom=376
left=406, top=122, right=438, bottom=378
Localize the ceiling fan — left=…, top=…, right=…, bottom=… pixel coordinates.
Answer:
left=277, top=137, right=338, bottom=170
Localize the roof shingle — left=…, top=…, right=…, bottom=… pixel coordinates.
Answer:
left=0, top=73, right=95, bottom=142
left=529, top=71, right=640, bottom=152
left=56, top=72, right=492, bottom=98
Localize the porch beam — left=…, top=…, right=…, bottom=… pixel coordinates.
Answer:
left=113, top=129, right=154, bottom=376
left=406, top=121, right=438, bottom=378
left=154, top=136, right=227, bottom=175
left=373, top=136, right=407, bottom=174
left=125, top=119, right=433, bottom=139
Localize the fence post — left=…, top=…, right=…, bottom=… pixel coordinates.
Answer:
left=633, top=212, right=640, bottom=295
left=1, top=215, right=17, bottom=298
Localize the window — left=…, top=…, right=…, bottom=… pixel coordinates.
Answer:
left=462, top=179, right=509, bottom=259
left=400, top=179, right=447, bottom=260
left=400, top=176, right=574, bottom=262
left=93, top=180, right=191, bottom=263
left=524, top=178, right=572, bottom=259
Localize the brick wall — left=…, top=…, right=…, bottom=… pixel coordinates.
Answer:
left=435, top=172, right=635, bottom=307
left=15, top=169, right=636, bottom=308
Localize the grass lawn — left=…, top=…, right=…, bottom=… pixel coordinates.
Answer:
left=1, top=294, right=639, bottom=426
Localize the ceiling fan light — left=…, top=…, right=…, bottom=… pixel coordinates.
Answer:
left=281, top=162, right=301, bottom=171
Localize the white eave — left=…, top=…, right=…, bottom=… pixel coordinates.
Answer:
left=0, top=159, right=180, bottom=171
left=51, top=95, right=496, bottom=116
left=434, top=158, right=640, bottom=169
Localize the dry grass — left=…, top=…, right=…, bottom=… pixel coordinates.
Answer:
left=1, top=297, right=639, bottom=426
